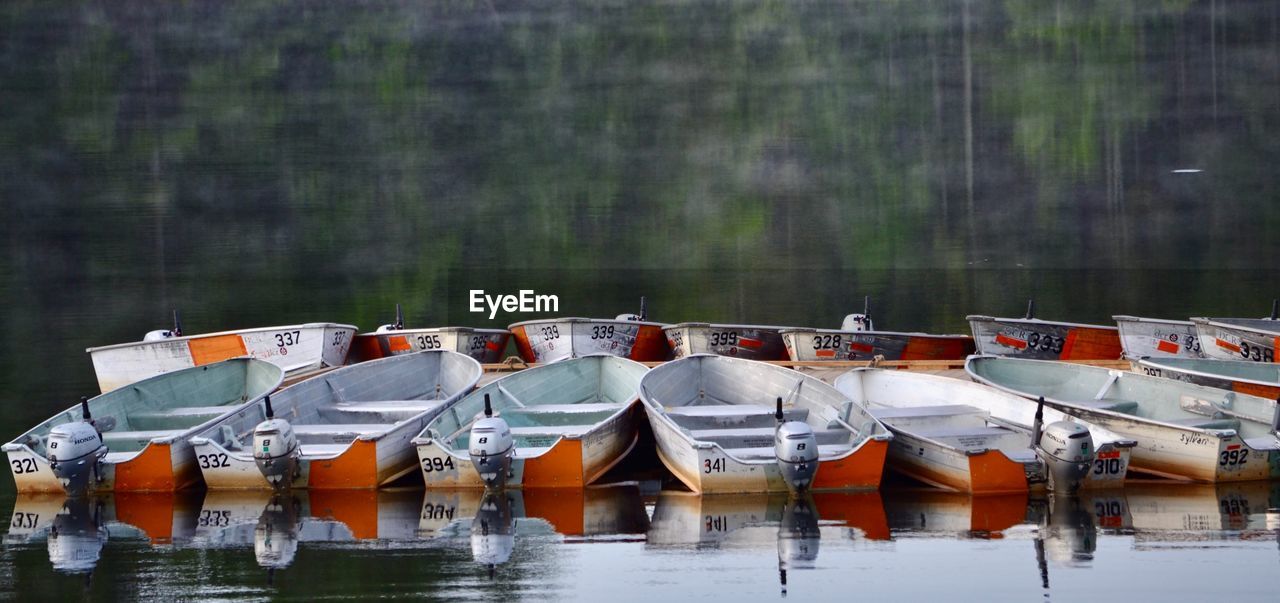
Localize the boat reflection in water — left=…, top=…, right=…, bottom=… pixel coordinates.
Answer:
left=6, top=491, right=203, bottom=576
left=647, top=490, right=887, bottom=592
left=419, top=485, right=651, bottom=576
left=883, top=490, right=1029, bottom=538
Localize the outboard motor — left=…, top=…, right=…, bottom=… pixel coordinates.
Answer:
left=253, top=396, right=299, bottom=489
left=777, top=495, right=821, bottom=594
left=47, top=397, right=108, bottom=497
left=617, top=296, right=649, bottom=322
left=840, top=296, right=875, bottom=332
left=376, top=304, right=406, bottom=332
left=1031, top=397, right=1094, bottom=494
left=47, top=497, right=107, bottom=575
left=469, top=394, right=514, bottom=490
left=143, top=309, right=184, bottom=341
left=471, top=492, right=516, bottom=577
left=774, top=397, right=819, bottom=493
left=254, top=495, right=301, bottom=574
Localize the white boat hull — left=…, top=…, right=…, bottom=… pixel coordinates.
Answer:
left=350, top=328, right=511, bottom=364
left=88, top=323, right=356, bottom=393
left=509, top=318, right=669, bottom=363
left=781, top=329, right=974, bottom=362
left=663, top=324, right=788, bottom=360
left=1194, top=318, right=1280, bottom=363
left=968, top=316, right=1122, bottom=360
left=1114, top=315, right=1206, bottom=360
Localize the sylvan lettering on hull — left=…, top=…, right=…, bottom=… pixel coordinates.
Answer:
left=469, top=290, right=559, bottom=320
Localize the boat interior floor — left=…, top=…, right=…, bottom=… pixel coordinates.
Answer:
left=870, top=403, right=1032, bottom=456
left=662, top=403, right=855, bottom=460
left=448, top=400, right=631, bottom=452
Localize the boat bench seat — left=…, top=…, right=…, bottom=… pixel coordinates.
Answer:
left=664, top=405, right=809, bottom=429
left=128, top=406, right=233, bottom=430
left=690, top=427, right=850, bottom=446
left=508, top=425, right=587, bottom=438
left=908, top=426, right=1019, bottom=440
left=291, top=424, right=387, bottom=443
left=869, top=404, right=986, bottom=420
left=318, top=400, right=445, bottom=423
left=721, top=444, right=850, bottom=461
left=1165, top=417, right=1242, bottom=431
left=100, top=429, right=184, bottom=445
left=506, top=403, right=628, bottom=414
left=1069, top=398, right=1139, bottom=414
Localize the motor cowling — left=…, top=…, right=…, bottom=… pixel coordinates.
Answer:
left=775, top=421, right=819, bottom=493
left=47, top=421, right=107, bottom=497
left=840, top=313, right=874, bottom=332
left=1037, top=421, right=1094, bottom=494
left=143, top=329, right=177, bottom=341
left=253, top=418, right=299, bottom=489
left=469, top=417, right=513, bottom=490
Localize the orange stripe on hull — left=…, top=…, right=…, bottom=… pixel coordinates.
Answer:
left=308, top=440, right=379, bottom=489
left=901, top=336, right=977, bottom=360
left=511, top=326, right=537, bottom=362
left=1156, top=339, right=1180, bottom=354
left=810, top=439, right=888, bottom=490
left=1233, top=381, right=1280, bottom=400
left=389, top=335, right=412, bottom=353
left=628, top=326, right=672, bottom=362
left=114, top=443, right=182, bottom=491
left=967, top=452, right=1030, bottom=495
left=349, top=336, right=388, bottom=363
left=309, top=489, right=379, bottom=539
left=188, top=334, right=249, bottom=366
left=522, top=439, right=586, bottom=488
left=1060, top=328, right=1122, bottom=360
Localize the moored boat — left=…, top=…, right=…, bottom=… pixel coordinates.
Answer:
left=1192, top=303, right=1280, bottom=363
left=640, top=354, right=892, bottom=494
left=780, top=298, right=974, bottom=362
left=413, top=355, right=648, bottom=489
left=832, top=369, right=1134, bottom=494
left=3, top=358, right=283, bottom=495
left=1114, top=315, right=1206, bottom=360
left=664, top=323, right=789, bottom=360
left=1133, top=357, right=1280, bottom=399
left=508, top=297, right=669, bottom=363
left=349, top=305, right=511, bottom=364
left=968, top=301, right=1121, bottom=360
left=965, top=355, right=1280, bottom=482
left=87, top=313, right=356, bottom=393
left=189, top=350, right=481, bottom=490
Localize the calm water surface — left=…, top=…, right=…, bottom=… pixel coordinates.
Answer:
left=3, top=0, right=1280, bottom=599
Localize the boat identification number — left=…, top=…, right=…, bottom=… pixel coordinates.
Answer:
left=417, top=334, right=443, bottom=349
left=422, top=456, right=456, bottom=472
left=540, top=326, right=561, bottom=339
left=468, top=337, right=489, bottom=351
left=9, top=458, right=37, bottom=474
left=704, top=515, right=728, bottom=532
left=709, top=331, right=739, bottom=346
left=591, top=325, right=616, bottom=340
left=332, top=331, right=348, bottom=347
left=422, top=504, right=455, bottom=520
left=10, top=512, right=39, bottom=529
left=1092, top=457, right=1123, bottom=476
left=1025, top=332, right=1065, bottom=354
left=198, top=453, right=230, bottom=469
left=198, top=510, right=232, bottom=527
left=1219, top=448, right=1249, bottom=467
left=812, top=334, right=842, bottom=350
left=1239, top=341, right=1274, bottom=363
left=703, top=458, right=726, bottom=473
left=275, top=331, right=302, bottom=347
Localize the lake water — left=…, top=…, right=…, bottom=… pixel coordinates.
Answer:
left=3, top=0, right=1280, bottom=599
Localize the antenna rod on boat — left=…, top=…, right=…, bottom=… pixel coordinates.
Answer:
left=863, top=295, right=870, bottom=319
left=80, top=396, right=91, bottom=421
left=639, top=296, right=648, bottom=321
left=395, top=303, right=404, bottom=329
left=484, top=393, right=493, bottom=418
left=775, top=396, right=784, bottom=423
left=1031, top=396, right=1045, bottom=448
left=172, top=309, right=183, bottom=337
left=1271, top=299, right=1277, bottom=321
left=263, top=395, right=274, bottom=420
left=1024, top=299, right=1035, bottom=320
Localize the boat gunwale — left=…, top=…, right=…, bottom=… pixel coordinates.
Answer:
left=1191, top=317, right=1280, bottom=336
left=1135, top=357, right=1280, bottom=389
left=507, top=317, right=668, bottom=329
left=779, top=327, right=972, bottom=339
left=356, top=327, right=511, bottom=336
left=966, top=316, right=1119, bottom=332
left=86, top=323, right=359, bottom=353
left=1112, top=315, right=1195, bottom=326
left=661, top=323, right=795, bottom=332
